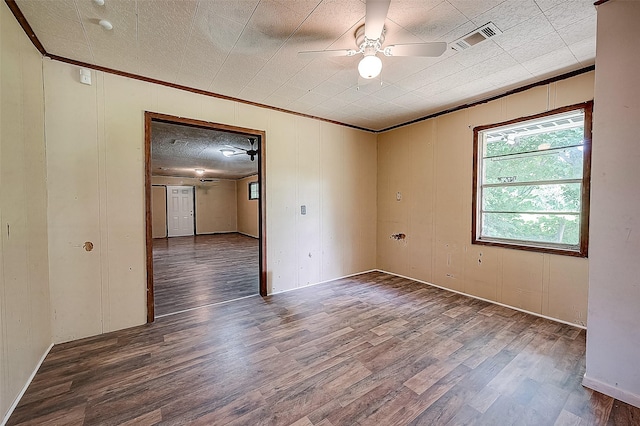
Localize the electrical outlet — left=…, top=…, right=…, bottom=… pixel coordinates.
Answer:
left=301, top=205, right=306, bottom=215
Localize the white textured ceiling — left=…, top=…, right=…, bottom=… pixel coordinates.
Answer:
left=15, top=0, right=596, bottom=131
left=152, top=121, right=258, bottom=180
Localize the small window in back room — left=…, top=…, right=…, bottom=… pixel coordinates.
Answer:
left=472, top=101, right=593, bottom=257
left=249, top=181, right=259, bottom=200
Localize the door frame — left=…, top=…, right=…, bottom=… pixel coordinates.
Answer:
left=144, top=111, right=267, bottom=323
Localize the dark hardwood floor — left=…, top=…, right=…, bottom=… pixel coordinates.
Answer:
left=8, top=272, right=640, bottom=425
left=153, top=233, right=259, bottom=317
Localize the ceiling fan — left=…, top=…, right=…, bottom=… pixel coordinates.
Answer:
left=223, top=137, right=259, bottom=161
left=298, top=0, right=447, bottom=80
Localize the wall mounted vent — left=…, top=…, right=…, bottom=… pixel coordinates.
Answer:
left=451, top=22, right=502, bottom=52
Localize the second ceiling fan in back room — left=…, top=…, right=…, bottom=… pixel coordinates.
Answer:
left=298, top=0, right=447, bottom=81
left=224, top=137, right=259, bottom=161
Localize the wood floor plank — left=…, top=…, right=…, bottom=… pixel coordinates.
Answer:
left=8, top=271, right=640, bottom=425
left=153, top=233, right=259, bottom=316
left=607, top=400, right=640, bottom=426
left=11, top=403, right=86, bottom=426
left=120, top=409, right=163, bottom=426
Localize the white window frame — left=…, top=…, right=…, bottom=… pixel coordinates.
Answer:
left=249, top=181, right=259, bottom=200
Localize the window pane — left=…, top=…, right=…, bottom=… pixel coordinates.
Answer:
left=482, top=212, right=580, bottom=246
left=485, top=124, right=584, bottom=158
left=249, top=182, right=259, bottom=199
left=483, top=146, right=584, bottom=185
left=474, top=102, right=591, bottom=255
left=482, top=183, right=582, bottom=213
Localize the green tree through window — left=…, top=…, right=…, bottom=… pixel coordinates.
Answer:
left=472, top=102, right=592, bottom=257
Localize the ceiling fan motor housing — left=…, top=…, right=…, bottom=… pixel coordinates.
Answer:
left=355, top=24, right=386, bottom=49
left=298, top=2, right=448, bottom=82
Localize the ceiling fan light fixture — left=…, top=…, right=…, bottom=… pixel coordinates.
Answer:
left=358, top=54, right=382, bottom=79
left=220, top=149, right=235, bottom=157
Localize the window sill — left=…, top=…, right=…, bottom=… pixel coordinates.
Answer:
left=472, top=237, right=588, bottom=258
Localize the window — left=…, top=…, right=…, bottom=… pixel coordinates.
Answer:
left=249, top=181, right=259, bottom=200
left=472, top=101, right=592, bottom=257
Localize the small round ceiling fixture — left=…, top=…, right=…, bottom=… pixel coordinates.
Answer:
left=98, top=19, right=113, bottom=30
left=93, top=0, right=105, bottom=5
left=195, top=168, right=205, bottom=175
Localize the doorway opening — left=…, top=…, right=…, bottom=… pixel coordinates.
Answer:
left=144, top=112, right=266, bottom=322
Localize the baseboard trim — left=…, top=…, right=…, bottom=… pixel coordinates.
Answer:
left=1, top=343, right=54, bottom=426
left=583, top=375, right=640, bottom=408
left=268, top=269, right=378, bottom=296
left=376, top=269, right=587, bottom=330
left=237, top=232, right=258, bottom=239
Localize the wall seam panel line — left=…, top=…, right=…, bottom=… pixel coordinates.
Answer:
left=0, top=235, right=7, bottom=420
left=39, top=52, right=49, bottom=349
left=97, top=70, right=108, bottom=333
left=295, top=118, right=300, bottom=289
left=542, top=254, right=551, bottom=317
left=40, top=56, right=54, bottom=344
left=431, top=119, right=437, bottom=283
left=21, top=36, right=35, bottom=385
left=319, top=125, right=324, bottom=282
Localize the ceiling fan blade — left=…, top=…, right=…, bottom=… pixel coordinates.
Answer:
left=298, top=49, right=357, bottom=58
left=384, top=42, right=448, bottom=57
left=365, top=0, right=391, bottom=40
left=225, top=144, right=248, bottom=151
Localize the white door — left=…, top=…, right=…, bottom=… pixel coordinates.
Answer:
left=166, top=186, right=195, bottom=237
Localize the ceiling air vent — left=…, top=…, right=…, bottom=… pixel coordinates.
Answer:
left=451, top=22, right=502, bottom=52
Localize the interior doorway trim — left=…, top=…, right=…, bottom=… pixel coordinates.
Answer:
left=144, top=111, right=267, bottom=323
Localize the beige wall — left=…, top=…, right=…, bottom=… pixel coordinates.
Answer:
left=196, top=179, right=237, bottom=234
left=585, top=1, right=640, bottom=407
left=237, top=175, right=259, bottom=238
left=377, top=71, right=594, bottom=327
left=152, top=176, right=237, bottom=234
left=43, top=59, right=377, bottom=343
left=151, top=185, right=166, bottom=238
left=0, top=2, right=51, bottom=421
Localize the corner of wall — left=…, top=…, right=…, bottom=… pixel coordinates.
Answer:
left=1, top=0, right=52, bottom=420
